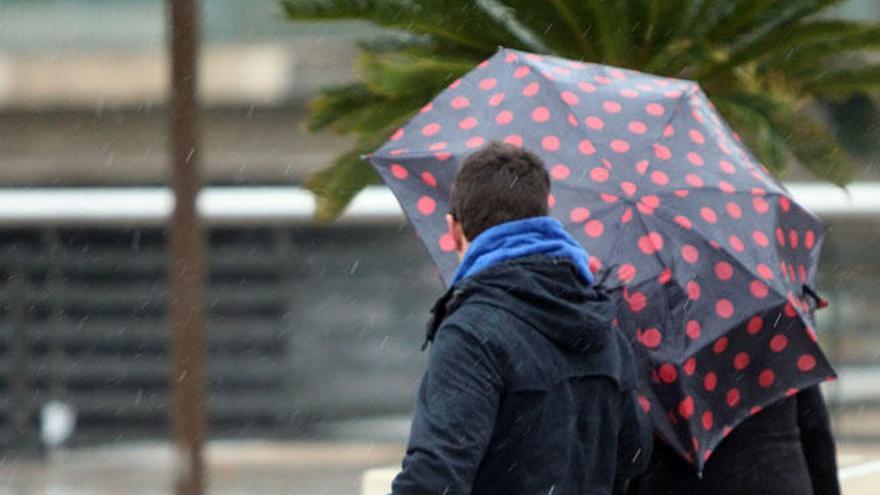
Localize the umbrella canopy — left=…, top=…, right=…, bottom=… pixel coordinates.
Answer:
left=368, top=47, right=835, bottom=470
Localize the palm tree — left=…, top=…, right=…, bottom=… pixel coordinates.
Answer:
left=283, top=0, right=880, bottom=220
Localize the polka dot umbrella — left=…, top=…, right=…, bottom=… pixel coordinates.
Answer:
left=368, top=47, right=836, bottom=471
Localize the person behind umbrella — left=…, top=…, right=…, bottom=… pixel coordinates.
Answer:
left=391, top=142, right=652, bottom=495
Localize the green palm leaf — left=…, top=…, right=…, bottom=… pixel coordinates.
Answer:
left=284, top=0, right=877, bottom=220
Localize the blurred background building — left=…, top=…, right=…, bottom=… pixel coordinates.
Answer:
left=0, top=0, right=878, bottom=454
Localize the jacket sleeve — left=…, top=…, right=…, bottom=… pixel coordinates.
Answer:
left=614, top=389, right=653, bottom=492
left=391, top=322, right=503, bottom=495
left=797, top=385, right=841, bottom=495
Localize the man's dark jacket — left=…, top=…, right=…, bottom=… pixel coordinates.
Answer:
left=391, top=255, right=652, bottom=494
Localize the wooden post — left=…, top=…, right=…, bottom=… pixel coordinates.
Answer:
left=167, top=1, right=207, bottom=494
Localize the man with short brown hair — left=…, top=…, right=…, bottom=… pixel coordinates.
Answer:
left=391, top=142, right=651, bottom=494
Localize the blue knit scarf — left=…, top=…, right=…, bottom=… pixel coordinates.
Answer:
left=451, top=216, right=594, bottom=285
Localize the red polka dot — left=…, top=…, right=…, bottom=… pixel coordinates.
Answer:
left=578, top=139, right=596, bottom=155
left=589, top=256, right=602, bottom=273
left=715, top=261, right=734, bottom=280
left=429, top=142, right=447, bottom=151
left=684, top=357, right=697, bottom=375
left=701, top=207, right=718, bottom=224
left=734, top=352, right=750, bottom=370
left=729, top=235, right=745, bottom=252
left=503, top=134, right=523, bottom=147
left=770, top=334, right=788, bottom=352
left=688, top=152, right=705, bottom=166
left=570, top=207, right=590, bottom=223
left=726, top=202, right=742, bottom=219
left=682, top=245, right=700, bottom=263
left=601, top=193, right=619, bottom=203
left=719, top=181, right=736, bottom=194
left=590, top=167, right=609, bottom=183
left=595, top=75, right=612, bottom=84
left=420, top=102, right=433, bottom=113
left=585, top=220, right=604, bottom=238
left=579, top=81, right=596, bottom=93
left=759, top=369, right=776, bottom=387
left=789, top=229, right=799, bottom=249
left=541, top=135, right=560, bottom=151
left=687, top=280, right=701, bottom=300
left=421, top=172, right=437, bottom=188
left=798, top=354, right=817, bottom=372
left=750, top=280, right=769, bottom=298
left=560, top=91, right=579, bottom=105
left=805, top=230, right=816, bottom=249
left=686, top=174, right=704, bottom=187
left=654, top=144, right=672, bottom=160
left=390, top=164, right=408, bottom=179
left=489, top=92, right=505, bottom=106
left=753, top=197, right=769, bottom=214
left=618, top=184, right=636, bottom=199
left=603, top=100, right=622, bottom=113
left=639, top=328, right=662, bottom=348
left=495, top=110, right=514, bottom=125
left=635, top=160, right=650, bottom=175
left=714, top=337, right=729, bottom=353
left=439, top=233, right=455, bottom=252
left=479, top=77, right=497, bottom=90
left=716, top=299, right=735, bottom=319
left=532, top=106, right=551, bottom=122
left=646, top=103, right=665, bottom=116
left=417, top=196, right=436, bottom=215
left=776, top=228, right=786, bottom=247
left=639, top=396, right=651, bottom=412
left=620, top=88, right=639, bottom=98
left=450, top=96, right=470, bottom=109
left=664, top=125, right=675, bottom=137
left=466, top=136, right=485, bottom=148
left=567, top=113, right=578, bottom=127
left=585, top=116, right=605, bottom=130
left=726, top=388, right=741, bottom=407
left=689, top=129, right=706, bottom=144
left=659, top=267, right=673, bottom=284
left=650, top=170, right=669, bottom=186
left=638, top=232, right=664, bottom=254
left=626, top=290, right=647, bottom=312
left=779, top=196, right=791, bottom=212
left=753, top=231, right=770, bottom=247
left=702, top=411, right=714, bottom=430
left=513, top=65, right=530, bottom=78
left=659, top=364, right=678, bottom=384
left=675, top=216, right=693, bottom=230
left=421, top=123, right=441, bottom=136
left=548, top=194, right=556, bottom=208
left=549, top=164, right=570, bottom=180
left=747, top=316, right=763, bottom=335
left=611, top=139, right=630, bottom=153
left=618, top=264, right=637, bottom=283
left=435, top=152, right=451, bottom=161
left=629, top=121, right=647, bottom=134
left=686, top=320, right=702, bottom=339
left=459, top=116, right=478, bottom=130
left=704, top=372, right=718, bottom=391
left=678, top=396, right=695, bottom=419
left=523, top=81, right=540, bottom=96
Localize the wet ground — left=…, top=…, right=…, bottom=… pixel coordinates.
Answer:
left=1, top=439, right=879, bottom=495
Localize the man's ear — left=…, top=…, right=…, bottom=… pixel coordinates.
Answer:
left=446, top=213, right=466, bottom=254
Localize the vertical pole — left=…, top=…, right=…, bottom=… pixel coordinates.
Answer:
left=167, top=1, right=207, bottom=494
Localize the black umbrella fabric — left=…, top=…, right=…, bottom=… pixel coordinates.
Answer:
left=368, top=48, right=835, bottom=470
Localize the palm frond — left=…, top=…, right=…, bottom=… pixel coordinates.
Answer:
left=803, top=65, right=880, bottom=98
